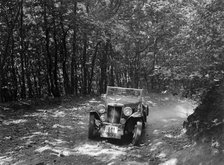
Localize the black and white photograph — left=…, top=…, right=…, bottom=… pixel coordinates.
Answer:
left=0, top=0, right=223, bottom=164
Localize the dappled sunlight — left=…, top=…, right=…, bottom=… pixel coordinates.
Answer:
left=23, top=112, right=39, bottom=117
left=12, top=160, right=26, bottom=165
left=3, top=119, right=28, bottom=125
left=32, top=132, right=48, bottom=136
left=77, top=121, right=86, bottom=125
left=70, top=107, right=78, bottom=111
left=89, top=98, right=101, bottom=104
left=23, top=112, right=48, bottom=119
left=147, top=100, right=157, bottom=107
left=0, top=94, right=200, bottom=164
left=150, top=141, right=164, bottom=151
left=173, top=105, right=194, bottom=118
left=170, top=119, right=178, bottom=122
left=51, top=111, right=66, bottom=118
left=121, top=161, right=148, bottom=165
left=156, top=152, right=167, bottom=159
left=35, top=142, right=127, bottom=163
left=162, top=118, right=178, bottom=123
left=71, top=114, right=85, bottom=120
left=161, top=97, right=170, bottom=101
left=153, top=129, right=161, bottom=135
left=149, top=100, right=195, bottom=123
left=35, top=145, right=60, bottom=154
left=45, top=139, right=68, bottom=146
left=36, top=109, right=47, bottom=112
left=145, top=96, right=197, bottom=165
left=0, top=156, right=13, bottom=165
left=164, top=129, right=186, bottom=139
left=36, top=123, right=44, bottom=129
left=159, top=158, right=178, bottom=165
left=164, top=134, right=174, bottom=138
left=79, top=126, right=86, bottom=129
left=162, top=119, right=168, bottom=123
left=78, top=103, right=91, bottom=107
left=75, top=143, right=127, bottom=162
left=52, top=124, right=73, bottom=130
left=68, top=106, right=91, bottom=112
left=20, top=135, right=36, bottom=140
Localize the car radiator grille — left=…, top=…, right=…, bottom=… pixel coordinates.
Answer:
left=107, top=106, right=122, bottom=124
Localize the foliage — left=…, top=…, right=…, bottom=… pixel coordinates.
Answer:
left=0, top=0, right=223, bottom=101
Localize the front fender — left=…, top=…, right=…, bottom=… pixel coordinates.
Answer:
left=90, top=111, right=101, bottom=120
left=126, top=111, right=143, bottom=123
left=125, top=112, right=144, bottom=133
left=130, top=111, right=142, bottom=118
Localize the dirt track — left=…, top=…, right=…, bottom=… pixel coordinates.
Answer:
left=0, top=94, right=223, bottom=165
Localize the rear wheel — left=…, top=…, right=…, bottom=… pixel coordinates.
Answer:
left=132, top=121, right=142, bottom=145
left=88, top=114, right=98, bottom=139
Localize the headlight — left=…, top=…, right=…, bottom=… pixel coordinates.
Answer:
left=123, top=107, right=132, bottom=116
left=100, top=114, right=106, bottom=121
left=99, top=108, right=106, bottom=113
left=97, top=104, right=106, bottom=113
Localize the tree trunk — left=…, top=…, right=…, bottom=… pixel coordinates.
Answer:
left=100, top=40, right=109, bottom=94
left=0, top=1, right=21, bottom=102
left=10, top=33, right=18, bottom=100
left=134, top=42, right=140, bottom=88
left=37, top=57, right=43, bottom=97
left=44, top=1, right=54, bottom=97
left=109, top=43, right=115, bottom=86
left=62, top=59, right=70, bottom=95
left=52, top=11, right=60, bottom=97
left=25, top=53, right=33, bottom=98
left=88, top=41, right=101, bottom=93
left=33, top=72, right=38, bottom=97
left=61, top=29, right=70, bottom=95
left=82, top=33, right=88, bottom=95
left=71, top=1, right=78, bottom=95
left=20, top=0, right=26, bottom=98
left=150, top=37, right=158, bottom=90
left=0, top=75, right=2, bottom=102
left=109, top=66, right=115, bottom=86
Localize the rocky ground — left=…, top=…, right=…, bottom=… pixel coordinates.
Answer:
left=0, top=94, right=223, bottom=165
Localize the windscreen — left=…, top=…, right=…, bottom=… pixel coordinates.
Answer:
left=106, top=87, right=142, bottom=98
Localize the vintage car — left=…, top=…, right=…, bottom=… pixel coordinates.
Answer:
left=88, top=86, right=149, bottom=145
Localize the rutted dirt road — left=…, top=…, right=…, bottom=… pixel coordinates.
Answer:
left=1, top=94, right=222, bottom=165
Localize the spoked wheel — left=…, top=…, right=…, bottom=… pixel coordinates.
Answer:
left=132, top=121, right=143, bottom=146
left=88, top=114, right=98, bottom=139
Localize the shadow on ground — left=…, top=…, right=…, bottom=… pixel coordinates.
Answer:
left=1, top=94, right=222, bottom=165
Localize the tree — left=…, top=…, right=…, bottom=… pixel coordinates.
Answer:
left=0, top=0, right=223, bottom=102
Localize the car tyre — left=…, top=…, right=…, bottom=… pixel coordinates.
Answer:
left=132, top=121, right=142, bottom=145
left=146, top=106, right=149, bottom=116
left=88, top=114, right=97, bottom=139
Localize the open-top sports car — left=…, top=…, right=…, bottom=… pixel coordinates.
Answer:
left=88, top=86, right=149, bottom=145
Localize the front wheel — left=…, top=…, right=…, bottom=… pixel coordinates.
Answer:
left=132, top=121, right=143, bottom=145
left=88, top=114, right=98, bottom=139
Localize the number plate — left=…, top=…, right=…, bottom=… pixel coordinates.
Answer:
left=105, top=125, right=118, bottom=134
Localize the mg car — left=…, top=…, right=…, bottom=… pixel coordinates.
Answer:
left=88, top=86, right=149, bottom=145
